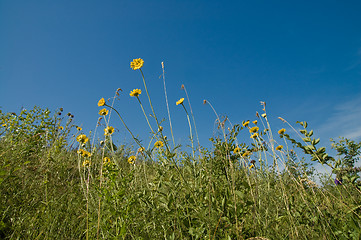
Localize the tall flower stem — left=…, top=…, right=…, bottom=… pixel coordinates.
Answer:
left=105, top=104, right=152, bottom=160
left=181, top=103, right=195, bottom=158
left=204, top=100, right=227, bottom=142
left=137, top=69, right=187, bottom=183
left=138, top=70, right=174, bottom=158
left=136, top=96, right=155, bottom=134
left=182, top=84, right=200, bottom=154
left=161, top=62, right=176, bottom=147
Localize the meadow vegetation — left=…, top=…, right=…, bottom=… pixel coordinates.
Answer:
left=0, top=59, right=360, bottom=239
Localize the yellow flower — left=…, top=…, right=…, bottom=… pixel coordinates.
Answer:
left=242, top=151, right=251, bottom=157
left=76, top=126, right=82, bottom=131
left=242, top=120, right=250, bottom=127
left=99, top=108, right=109, bottom=116
left=58, top=126, right=64, bottom=130
left=249, top=126, right=259, bottom=133
left=176, top=98, right=184, bottom=105
left=250, top=133, right=259, bottom=139
left=130, top=89, right=142, bottom=97
left=154, top=140, right=164, bottom=148
left=82, top=160, right=91, bottom=167
left=130, top=58, right=144, bottom=70
left=1, top=124, right=6, bottom=127
left=158, top=126, right=163, bottom=132
left=138, top=147, right=146, bottom=153
left=276, top=145, right=283, bottom=151
left=261, top=113, right=267, bottom=118
left=76, top=134, right=89, bottom=144
left=98, top=98, right=105, bottom=107
left=128, top=156, right=136, bottom=164
left=77, top=149, right=85, bottom=155
left=82, top=150, right=92, bottom=158
left=103, top=157, right=111, bottom=165
left=249, top=164, right=254, bottom=170
left=278, top=128, right=286, bottom=135
left=104, top=126, right=115, bottom=136
left=253, top=120, right=257, bottom=125
left=233, top=147, right=241, bottom=154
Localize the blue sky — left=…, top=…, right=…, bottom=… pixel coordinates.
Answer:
left=1, top=0, right=361, bottom=163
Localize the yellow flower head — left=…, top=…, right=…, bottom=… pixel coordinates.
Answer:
left=261, top=113, right=267, bottom=118
left=278, top=128, right=286, bottom=135
left=243, top=120, right=250, bottom=127
left=128, top=156, right=136, bottom=164
left=104, top=126, right=115, bottom=136
left=154, top=140, right=164, bottom=148
left=2, top=123, right=7, bottom=127
left=130, top=58, right=144, bottom=70
left=77, top=149, right=85, bottom=155
left=103, top=157, right=111, bottom=165
left=176, top=98, right=184, bottom=105
left=242, top=151, right=251, bottom=157
left=233, top=147, right=241, bottom=154
left=253, top=120, right=257, bottom=125
left=249, top=164, right=254, bottom=170
left=130, top=89, right=142, bottom=97
left=276, top=145, right=283, bottom=151
left=249, top=126, right=259, bottom=133
left=76, top=126, right=82, bottom=131
left=82, top=150, right=92, bottom=158
left=158, top=126, right=163, bottom=132
left=76, top=134, right=89, bottom=144
left=138, top=147, right=146, bottom=153
left=250, top=133, right=259, bottom=139
left=58, top=126, right=64, bottom=130
left=99, top=108, right=109, bottom=116
left=82, top=160, right=91, bottom=167
left=98, top=98, right=105, bottom=107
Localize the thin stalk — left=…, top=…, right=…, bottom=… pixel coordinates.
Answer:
left=137, top=69, right=187, bottom=183
left=161, top=62, right=175, bottom=147
left=182, top=84, right=201, bottom=154
left=204, top=100, right=227, bottom=142
left=105, top=104, right=151, bottom=160
left=136, top=96, right=155, bottom=134
left=181, top=103, right=194, bottom=158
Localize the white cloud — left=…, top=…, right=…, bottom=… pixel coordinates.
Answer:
left=317, top=95, right=361, bottom=141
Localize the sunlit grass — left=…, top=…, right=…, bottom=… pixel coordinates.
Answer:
left=0, top=59, right=360, bottom=239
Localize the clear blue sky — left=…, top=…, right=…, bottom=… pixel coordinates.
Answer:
left=1, top=0, right=361, bottom=155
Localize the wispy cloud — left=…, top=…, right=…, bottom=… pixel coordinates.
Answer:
left=344, top=46, right=361, bottom=71
left=317, top=96, right=361, bottom=141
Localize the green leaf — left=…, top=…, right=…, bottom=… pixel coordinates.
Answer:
left=308, top=129, right=313, bottom=136
left=234, top=190, right=244, bottom=199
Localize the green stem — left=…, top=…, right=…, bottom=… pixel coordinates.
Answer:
left=136, top=96, right=154, bottom=134
left=161, top=62, right=176, bottom=147
left=105, top=104, right=152, bottom=160
left=183, top=85, right=201, bottom=154
left=182, top=104, right=194, bottom=158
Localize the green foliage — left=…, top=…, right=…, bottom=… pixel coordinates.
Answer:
left=1, top=105, right=360, bottom=239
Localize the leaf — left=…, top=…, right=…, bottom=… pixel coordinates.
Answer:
left=234, top=190, right=244, bottom=199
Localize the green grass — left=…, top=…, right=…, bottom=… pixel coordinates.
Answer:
left=0, top=60, right=360, bottom=239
